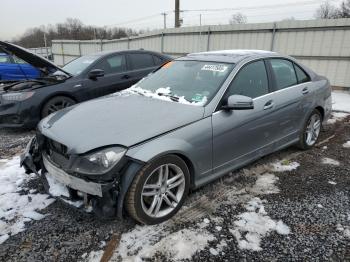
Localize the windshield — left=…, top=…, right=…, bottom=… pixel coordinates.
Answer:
left=62, top=55, right=101, bottom=76
left=129, top=60, right=234, bottom=106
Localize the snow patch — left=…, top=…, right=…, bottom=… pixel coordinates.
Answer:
left=86, top=250, right=104, bottom=262
left=343, top=141, right=350, bottom=148
left=327, top=112, right=349, bottom=124
left=271, top=160, right=300, bottom=172
left=139, top=229, right=215, bottom=261
left=322, top=157, right=340, bottom=166
left=45, top=173, right=70, bottom=197
left=126, top=85, right=208, bottom=106
left=0, top=157, right=54, bottom=244
left=332, top=91, right=350, bottom=113
left=249, top=173, right=280, bottom=194
left=230, top=197, right=290, bottom=251
left=328, top=181, right=337, bottom=185
left=113, top=224, right=215, bottom=261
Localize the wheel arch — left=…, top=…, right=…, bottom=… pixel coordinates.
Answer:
left=315, top=106, right=325, bottom=120
left=40, top=92, right=78, bottom=117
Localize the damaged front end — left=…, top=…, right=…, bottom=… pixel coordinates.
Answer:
left=20, top=134, right=144, bottom=219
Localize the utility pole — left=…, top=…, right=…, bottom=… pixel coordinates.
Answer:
left=199, top=14, right=202, bottom=26
left=161, top=12, right=167, bottom=29
left=175, top=0, right=180, bottom=28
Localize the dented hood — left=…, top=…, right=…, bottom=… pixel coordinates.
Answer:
left=38, top=94, right=205, bottom=154
left=0, top=41, right=70, bottom=76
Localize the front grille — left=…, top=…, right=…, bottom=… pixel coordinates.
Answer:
left=45, top=138, right=69, bottom=168
left=47, top=138, right=68, bottom=156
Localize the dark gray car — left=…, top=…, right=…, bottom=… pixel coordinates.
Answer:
left=21, top=50, right=332, bottom=224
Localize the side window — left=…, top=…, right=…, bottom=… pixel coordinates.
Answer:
left=0, top=54, right=11, bottom=64
left=153, top=55, right=164, bottom=66
left=270, top=59, right=298, bottom=90
left=226, top=60, right=269, bottom=99
left=294, top=63, right=310, bottom=84
left=93, top=55, right=126, bottom=75
left=129, top=53, right=155, bottom=70
left=13, top=55, right=28, bottom=64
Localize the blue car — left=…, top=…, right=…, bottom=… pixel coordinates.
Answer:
left=0, top=53, right=40, bottom=81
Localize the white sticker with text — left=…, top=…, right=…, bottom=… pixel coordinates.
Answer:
left=201, top=64, right=228, bottom=72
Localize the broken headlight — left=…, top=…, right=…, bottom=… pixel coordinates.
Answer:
left=72, top=147, right=126, bottom=175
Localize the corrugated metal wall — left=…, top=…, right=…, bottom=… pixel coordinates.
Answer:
left=52, top=18, right=350, bottom=88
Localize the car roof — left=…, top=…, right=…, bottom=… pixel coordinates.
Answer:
left=180, top=49, right=279, bottom=63
left=91, top=49, right=169, bottom=58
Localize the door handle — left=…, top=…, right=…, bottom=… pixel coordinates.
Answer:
left=122, top=74, right=130, bottom=79
left=302, top=87, right=309, bottom=95
left=263, top=100, right=274, bottom=110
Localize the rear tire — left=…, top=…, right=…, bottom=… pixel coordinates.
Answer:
left=126, top=155, right=190, bottom=225
left=41, top=96, right=75, bottom=118
left=298, top=109, right=322, bottom=150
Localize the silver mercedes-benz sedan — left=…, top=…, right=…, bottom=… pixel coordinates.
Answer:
left=21, top=50, right=332, bottom=224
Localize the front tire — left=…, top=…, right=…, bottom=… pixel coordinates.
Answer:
left=41, top=96, right=76, bottom=118
left=298, top=109, right=322, bottom=150
left=126, top=155, right=190, bottom=225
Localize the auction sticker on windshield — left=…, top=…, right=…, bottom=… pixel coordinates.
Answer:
left=201, top=64, right=228, bottom=72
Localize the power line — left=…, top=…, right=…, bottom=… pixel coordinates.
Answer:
left=182, top=0, right=320, bottom=13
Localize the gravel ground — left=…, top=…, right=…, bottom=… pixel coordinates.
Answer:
left=0, top=115, right=349, bottom=261
left=0, top=128, right=35, bottom=159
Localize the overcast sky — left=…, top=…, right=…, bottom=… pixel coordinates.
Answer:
left=0, top=0, right=343, bottom=40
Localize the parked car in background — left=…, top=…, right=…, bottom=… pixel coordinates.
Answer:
left=0, top=52, right=40, bottom=81
left=21, top=50, right=332, bottom=225
left=0, top=41, right=172, bottom=128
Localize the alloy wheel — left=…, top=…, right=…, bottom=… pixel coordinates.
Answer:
left=305, top=113, right=321, bottom=146
left=141, top=164, right=186, bottom=218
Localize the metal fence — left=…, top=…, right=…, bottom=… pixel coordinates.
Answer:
left=52, top=18, right=350, bottom=88
left=28, top=47, right=52, bottom=60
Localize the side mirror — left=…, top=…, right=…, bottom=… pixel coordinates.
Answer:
left=88, top=69, right=104, bottom=79
left=222, top=95, right=254, bottom=110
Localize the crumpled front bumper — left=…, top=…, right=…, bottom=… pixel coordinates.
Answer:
left=20, top=135, right=144, bottom=219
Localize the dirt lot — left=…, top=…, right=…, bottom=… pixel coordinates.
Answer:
left=0, top=113, right=349, bottom=262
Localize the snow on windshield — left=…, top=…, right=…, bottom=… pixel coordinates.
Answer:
left=122, top=85, right=208, bottom=106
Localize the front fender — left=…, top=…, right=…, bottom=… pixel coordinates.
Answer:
left=126, top=138, right=194, bottom=165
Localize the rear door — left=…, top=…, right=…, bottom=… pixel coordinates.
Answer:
left=211, top=59, right=277, bottom=177
left=126, top=52, right=159, bottom=85
left=266, top=58, right=308, bottom=146
left=82, top=54, right=133, bottom=98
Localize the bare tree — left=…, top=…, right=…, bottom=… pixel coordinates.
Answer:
left=13, top=18, right=139, bottom=48
left=229, top=12, right=248, bottom=24
left=315, top=1, right=338, bottom=19
left=315, top=0, right=348, bottom=19
left=338, top=0, right=350, bottom=18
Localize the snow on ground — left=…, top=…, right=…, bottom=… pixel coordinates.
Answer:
left=0, top=157, right=54, bottom=244
left=326, top=112, right=349, bottom=124
left=249, top=173, right=280, bottom=195
left=85, top=250, right=104, bottom=262
left=343, top=141, right=350, bottom=148
left=322, top=157, right=340, bottom=166
left=139, top=229, right=215, bottom=260
left=328, top=181, right=337, bottom=185
left=112, top=223, right=215, bottom=261
left=229, top=197, right=290, bottom=251
left=332, top=91, right=350, bottom=113
left=271, top=160, right=300, bottom=172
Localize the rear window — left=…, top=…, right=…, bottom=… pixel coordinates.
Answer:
left=294, top=64, right=310, bottom=84
left=129, top=53, right=155, bottom=70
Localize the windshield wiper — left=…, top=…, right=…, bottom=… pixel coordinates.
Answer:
left=157, top=92, right=180, bottom=102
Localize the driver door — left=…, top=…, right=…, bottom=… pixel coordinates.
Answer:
left=211, top=60, right=277, bottom=176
